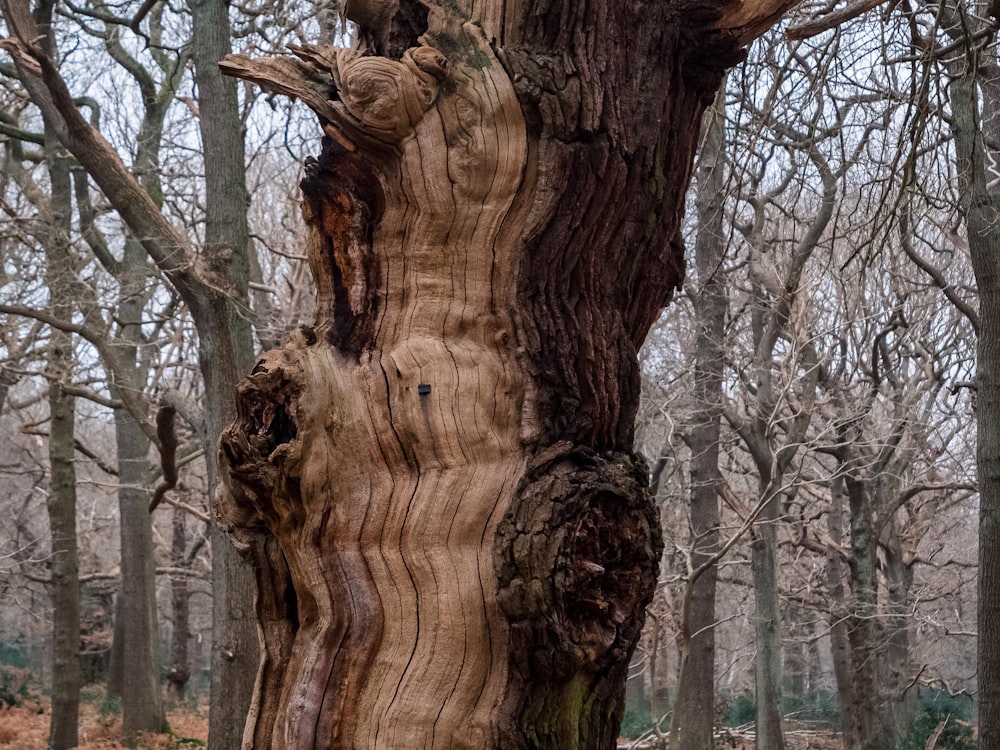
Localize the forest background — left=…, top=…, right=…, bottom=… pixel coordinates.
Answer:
left=0, top=0, right=989, bottom=749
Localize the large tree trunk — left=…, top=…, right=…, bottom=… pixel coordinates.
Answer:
left=670, top=84, right=726, bottom=750
left=218, top=1, right=790, bottom=747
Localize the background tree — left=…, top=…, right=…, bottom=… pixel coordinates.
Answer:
left=0, top=3, right=263, bottom=744
left=668, top=83, right=728, bottom=750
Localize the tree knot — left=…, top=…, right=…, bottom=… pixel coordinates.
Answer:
left=496, top=448, right=662, bottom=682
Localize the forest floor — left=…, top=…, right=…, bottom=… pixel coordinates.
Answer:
left=617, top=724, right=845, bottom=749
left=0, top=687, right=208, bottom=750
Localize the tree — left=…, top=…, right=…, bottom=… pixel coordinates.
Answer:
left=786, top=1, right=997, bottom=742
left=35, top=4, right=81, bottom=745
left=42, top=85, right=81, bottom=750
left=669, top=83, right=727, bottom=750
left=939, top=8, right=1000, bottom=743
left=214, top=0, right=796, bottom=746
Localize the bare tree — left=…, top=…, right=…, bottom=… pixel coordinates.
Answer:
left=669, top=83, right=728, bottom=750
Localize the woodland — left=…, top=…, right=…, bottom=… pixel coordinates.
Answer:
left=0, top=0, right=995, bottom=749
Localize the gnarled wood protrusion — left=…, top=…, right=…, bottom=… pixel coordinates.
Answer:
left=496, top=449, right=661, bottom=747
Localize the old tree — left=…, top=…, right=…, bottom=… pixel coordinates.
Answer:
left=214, top=0, right=792, bottom=747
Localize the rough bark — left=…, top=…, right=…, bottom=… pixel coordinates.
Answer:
left=946, top=36, right=1000, bottom=750
left=111, top=238, right=165, bottom=738
left=43, top=73, right=80, bottom=750
left=977, top=277, right=1000, bottom=749
left=168, top=508, right=192, bottom=699
left=844, top=473, right=880, bottom=750
left=47, top=360, right=80, bottom=750
left=670, top=84, right=726, bottom=750
left=216, top=0, right=792, bottom=747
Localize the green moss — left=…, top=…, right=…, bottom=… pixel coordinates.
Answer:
left=425, top=31, right=492, bottom=71
left=528, top=673, right=591, bottom=750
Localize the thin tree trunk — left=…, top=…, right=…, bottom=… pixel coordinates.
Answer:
left=107, top=594, right=124, bottom=699
left=47, top=364, right=80, bottom=750
left=44, top=104, right=80, bottom=750
left=844, top=473, right=881, bottom=750
left=976, top=268, right=1000, bottom=750
left=114, top=409, right=164, bottom=734
left=670, top=83, right=727, bottom=750
left=882, top=522, right=917, bottom=746
left=945, top=54, right=1000, bottom=750
left=168, top=507, right=191, bottom=699
left=110, top=237, right=165, bottom=738
left=828, top=474, right=855, bottom=746
left=186, top=2, right=259, bottom=745
left=784, top=610, right=805, bottom=700
left=751, top=484, right=785, bottom=750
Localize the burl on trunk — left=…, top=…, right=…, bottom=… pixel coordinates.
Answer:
left=217, top=1, right=788, bottom=747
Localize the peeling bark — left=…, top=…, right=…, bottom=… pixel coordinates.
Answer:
left=217, top=0, right=791, bottom=746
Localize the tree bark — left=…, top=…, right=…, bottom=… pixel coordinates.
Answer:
left=216, top=1, right=792, bottom=747
left=186, top=3, right=260, bottom=745
left=828, top=474, right=855, bottom=746
left=882, top=515, right=917, bottom=746
left=47, top=358, right=80, bottom=750
left=114, top=401, right=165, bottom=736
left=670, top=83, right=727, bottom=750
left=168, top=507, right=192, bottom=699
left=751, top=484, right=785, bottom=750
left=844, top=472, right=881, bottom=750
left=220, top=0, right=792, bottom=748
left=43, top=81, right=80, bottom=750
left=946, top=41, right=1000, bottom=750
left=110, top=239, right=165, bottom=738
left=99, top=12, right=179, bottom=725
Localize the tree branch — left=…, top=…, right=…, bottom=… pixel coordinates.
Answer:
left=786, top=0, right=890, bottom=40
left=0, top=0, right=208, bottom=310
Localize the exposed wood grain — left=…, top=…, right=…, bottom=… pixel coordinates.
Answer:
left=218, top=0, right=791, bottom=745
